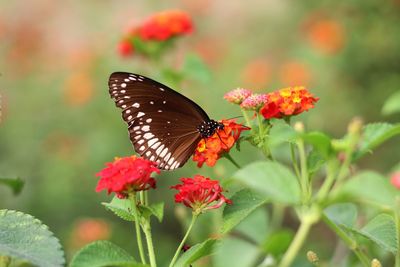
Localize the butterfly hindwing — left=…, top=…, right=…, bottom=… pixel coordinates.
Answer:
left=108, top=72, right=208, bottom=170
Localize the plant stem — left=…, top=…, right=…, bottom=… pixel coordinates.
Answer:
left=290, top=143, right=301, bottom=179
left=130, top=194, right=147, bottom=265
left=256, top=113, right=273, bottom=160
left=316, top=160, right=337, bottom=201
left=322, top=214, right=370, bottom=266
left=241, top=108, right=253, bottom=131
left=279, top=212, right=316, bottom=267
left=143, top=221, right=157, bottom=267
left=270, top=203, right=285, bottom=230
left=297, top=138, right=310, bottom=204
left=224, top=153, right=241, bottom=169
left=169, top=214, right=198, bottom=267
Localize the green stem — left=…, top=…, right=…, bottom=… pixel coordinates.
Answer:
left=395, top=197, right=400, bottom=267
left=224, top=153, right=241, bottom=169
left=130, top=194, right=147, bottom=264
left=143, top=221, right=157, bottom=267
left=0, top=256, right=11, bottom=267
left=322, top=214, right=370, bottom=266
left=290, top=143, right=301, bottom=179
left=270, top=203, right=285, bottom=230
left=279, top=213, right=315, bottom=267
left=316, top=160, right=337, bottom=201
left=256, top=113, right=273, bottom=160
left=169, top=214, right=198, bottom=267
left=241, top=108, right=253, bottom=131
left=297, top=138, right=310, bottom=204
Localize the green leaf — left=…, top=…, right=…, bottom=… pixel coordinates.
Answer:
left=324, top=203, right=358, bottom=228
left=307, top=149, right=326, bottom=177
left=301, top=132, right=332, bottom=158
left=235, top=206, right=269, bottom=244
left=174, top=239, right=218, bottom=267
left=69, top=240, right=145, bottom=267
left=353, top=123, right=400, bottom=160
left=139, top=202, right=164, bottom=222
left=268, top=120, right=298, bottom=147
left=0, top=209, right=65, bottom=267
left=212, top=237, right=259, bottom=267
left=0, top=177, right=24, bottom=195
left=232, top=161, right=300, bottom=204
left=182, top=53, right=212, bottom=84
left=261, top=229, right=294, bottom=256
left=352, top=214, right=398, bottom=254
left=222, top=189, right=268, bottom=234
left=337, top=171, right=397, bottom=207
left=382, top=90, right=400, bottom=115
left=102, top=197, right=135, bottom=221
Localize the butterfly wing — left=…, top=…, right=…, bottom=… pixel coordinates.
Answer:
left=108, top=72, right=208, bottom=170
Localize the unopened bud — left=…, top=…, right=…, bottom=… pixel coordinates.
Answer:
left=0, top=256, right=11, bottom=266
left=294, top=121, right=305, bottom=133
left=306, top=250, right=319, bottom=265
left=371, top=258, right=382, bottom=267
left=347, top=117, right=363, bottom=135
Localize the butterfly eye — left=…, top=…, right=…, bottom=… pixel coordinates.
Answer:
left=108, top=72, right=220, bottom=170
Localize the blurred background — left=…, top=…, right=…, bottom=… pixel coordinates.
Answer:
left=1, top=0, right=399, bottom=266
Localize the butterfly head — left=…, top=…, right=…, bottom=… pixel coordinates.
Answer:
left=197, top=120, right=224, bottom=138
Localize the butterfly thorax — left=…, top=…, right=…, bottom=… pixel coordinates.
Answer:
left=197, top=120, right=224, bottom=138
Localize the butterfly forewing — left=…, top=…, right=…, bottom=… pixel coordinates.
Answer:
left=108, top=72, right=208, bottom=170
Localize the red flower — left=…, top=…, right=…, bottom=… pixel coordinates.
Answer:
left=118, top=40, right=134, bottom=57
left=260, top=86, right=319, bottom=119
left=391, top=172, right=400, bottom=190
left=139, top=10, right=193, bottom=41
left=96, top=156, right=160, bottom=198
left=192, top=120, right=249, bottom=167
left=171, top=175, right=232, bottom=213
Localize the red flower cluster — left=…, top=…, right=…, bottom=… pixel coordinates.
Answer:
left=171, top=175, right=232, bottom=213
left=193, top=120, right=249, bottom=167
left=118, top=10, right=193, bottom=57
left=260, top=86, right=319, bottom=119
left=96, top=156, right=160, bottom=198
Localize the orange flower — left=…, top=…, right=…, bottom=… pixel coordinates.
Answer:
left=193, top=120, right=249, bottom=167
left=241, top=59, right=271, bottom=89
left=306, top=18, right=344, bottom=55
left=70, top=218, right=111, bottom=249
left=279, top=61, right=312, bottom=86
left=63, top=71, right=94, bottom=106
left=260, top=86, right=319, bottom=119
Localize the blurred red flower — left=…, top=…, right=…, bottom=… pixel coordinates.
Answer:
left=240, top=59, right=272, bottom=89
left=306, top=18, right=345, bottom=55
left=118, top=10, right=193, bottom=57
left=63, top=71, right=94, bottom=106
left=139, top=10, right=193, bottom=41
left=391, top=172, right=400, bottom=190
left=279, top=61, right=312, bottom=86
left=260, top=86, right=319, bottom=119
left=193, top=120, right=249, bottom=167
left=171, top=175, right=232, bottom=213
left=70, top=218, right=111, bottom=248
left=96, top=156, right=160, bottom=198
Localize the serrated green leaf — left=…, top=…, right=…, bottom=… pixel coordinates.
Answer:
left=139, top=202, right=164, bottom=222
left=351, top=214, right=398, bottom=254
left=336, top=171, right=397, bottom=207
left=0, top=209, right=65, bottom=267
left=301, top=132, right=332, bottom=158
left=182, top=53, right=212, bottom=84
left=0, top=177, right=24, bottom=195
left=382, top=90, right=400, bottom=115
left=174, top=239, right=218, bottom=267
left=324, top=203, right=358, bottom=228
left=222, top=189, right=268, bottom=234
left=232, top=161, right=300, bottom=204
left=235, top=204, right=269, bottom=244
left=261, top=229, right=294, bottom=256
left=353, top=123, right=400, bottom=160
left=307, top=149, right=326, bottom=177
left=102, top=197, right=135, bottom=221
left=69, top=240, right=145, bottom=267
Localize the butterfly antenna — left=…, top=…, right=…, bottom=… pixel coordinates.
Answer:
left=216, top=131, right=229, bottom=149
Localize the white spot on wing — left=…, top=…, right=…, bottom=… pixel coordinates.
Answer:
left=148, top=138, right=159, bottom=147
left=137, top=112, right=145, bottom=118
left=144, top=133, right=154, bottom=139
left=139, top=145, right=145, bottom=151
left=142, top=125, right=150, bottom=132
left=168, top=157, right=175, bottom=165
left=133, top=103, right=140, bottom=108
left=156, top=145, right=165, bottom=155
left=121, top=83, right=127, bottom=88
left=146, top=118, right=152, bottom=123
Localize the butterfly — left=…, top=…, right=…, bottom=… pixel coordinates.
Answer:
left=108, top=72, right=223, bottom=170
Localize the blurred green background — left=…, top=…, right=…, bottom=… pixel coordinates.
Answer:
left=1, top=0, right=399, bottom=266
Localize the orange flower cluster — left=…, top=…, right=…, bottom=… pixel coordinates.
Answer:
left=118, top=10, right=193, bottom=57
left=193, top=120, right=249, bottom=167
left=260, top=86, right=319, bottom=119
